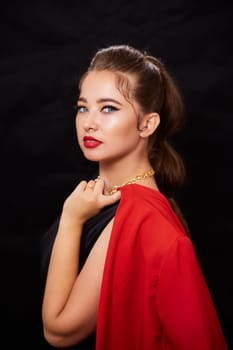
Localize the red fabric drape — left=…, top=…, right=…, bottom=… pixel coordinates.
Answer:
left=96, top=185, right=228, bottom=350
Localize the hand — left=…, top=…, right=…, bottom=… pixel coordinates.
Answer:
left=62, top=178, right=121, bottom=224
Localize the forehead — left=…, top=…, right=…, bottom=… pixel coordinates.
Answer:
left=80, top=70, right=136, bottom=101
left=80, top=70, right=118, bottom=92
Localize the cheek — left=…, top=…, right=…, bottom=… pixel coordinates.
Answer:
left=75, top=115, right=78, bottom=129
left=75, top=116, right=83, bottom=133
left=117, top=121, right=138, bottom=138
left=106, top=114, right=137, bottom=133
left=107, top=120, right=139, bottom=149
left=75, top=117, right=83, bottom=144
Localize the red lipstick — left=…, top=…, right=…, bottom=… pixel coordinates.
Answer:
left=83, top=136, right=102, bottom=148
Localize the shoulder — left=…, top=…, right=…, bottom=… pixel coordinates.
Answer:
left=118, top=184, right=186, bottom=238
left=119, top=184, right=170, bottom=215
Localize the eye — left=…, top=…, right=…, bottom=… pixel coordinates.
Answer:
left=102, top=105, right=119, bottom=113
left=77, top=105, right=88, bottom=113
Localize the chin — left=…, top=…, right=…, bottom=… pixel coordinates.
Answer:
left=83, top=154, right=100, bottom=162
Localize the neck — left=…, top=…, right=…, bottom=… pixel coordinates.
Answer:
left=96, top=168, right=155, bottom=195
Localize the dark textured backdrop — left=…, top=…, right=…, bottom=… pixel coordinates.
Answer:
left=1, top=1, right=232, bottom=349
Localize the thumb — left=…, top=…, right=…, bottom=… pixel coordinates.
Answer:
left=103, top=190, right=121, bottom=206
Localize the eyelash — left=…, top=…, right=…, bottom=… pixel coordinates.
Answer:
left=76, top=105, right=119, bottom=114
left=76, top=106, right=87, bottom=113
left=102, top=105, right=119, bottom=113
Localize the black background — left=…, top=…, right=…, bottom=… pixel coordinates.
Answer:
left=1, top=1, right=232, bottom=349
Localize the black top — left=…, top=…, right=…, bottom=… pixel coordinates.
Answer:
left=40, top=202, right=119, bottom=350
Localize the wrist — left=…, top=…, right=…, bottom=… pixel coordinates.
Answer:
left=60, top=211, right=85, bottom=230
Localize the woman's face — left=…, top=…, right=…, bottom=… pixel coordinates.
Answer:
left=76, top=70, right=145, bottom=165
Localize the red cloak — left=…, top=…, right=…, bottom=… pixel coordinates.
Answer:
left=96, top=184, right=228, bottom=350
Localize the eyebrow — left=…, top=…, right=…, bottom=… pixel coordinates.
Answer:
left=78, top=97, right=123, bottom=106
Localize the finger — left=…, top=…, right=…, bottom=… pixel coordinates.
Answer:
left=77, top=180, right=88, bottom=190
left=93, top=177, right=105, bottom=191
left=86, top=180, right=96, bottom=190
left=101, top=189, right=121, bottom=206
left=110, top=190, right=121, bottom=201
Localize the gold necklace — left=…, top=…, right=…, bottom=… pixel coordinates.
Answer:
left=96, top=168, right=155, bottom=195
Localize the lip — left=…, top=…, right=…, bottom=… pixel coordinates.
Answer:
left=83, top=136, right=102, bottom=148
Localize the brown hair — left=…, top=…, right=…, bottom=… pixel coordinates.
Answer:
left=80, top=44, right=190, bottom=234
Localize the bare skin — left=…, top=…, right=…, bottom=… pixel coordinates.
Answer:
left=76, top=70, right=160, bottom=192
left=42, top=179, right=120, bottom=347
left=42, top=70, right=160, bottom=347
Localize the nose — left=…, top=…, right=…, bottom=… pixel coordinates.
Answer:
left=82, top=110, right=98, bottom=132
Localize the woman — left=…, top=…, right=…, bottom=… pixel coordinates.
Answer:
left=41, top=44, right=228, bottom=349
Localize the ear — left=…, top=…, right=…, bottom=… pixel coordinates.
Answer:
left=139, top=113, right=160, bottom=137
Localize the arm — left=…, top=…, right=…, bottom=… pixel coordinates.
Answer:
left=42, top=179, right=120, bottom=347
left=156, top=236, right=228, bottom=350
